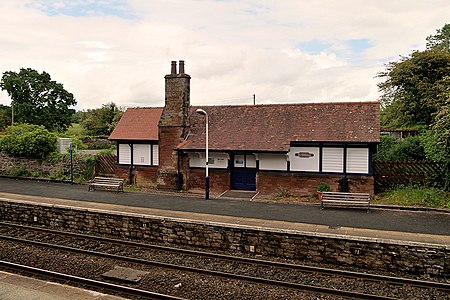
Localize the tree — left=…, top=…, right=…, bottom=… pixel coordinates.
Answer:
left=0, top=68, right=76, bottom=132
left=0, top=123, right=57, bottom=158
left=81, top=102, right=124, bottom=136
left=426, top=23, right=450, bottom=51
left=377, top=49, right=450, bottom=127
left=433, top=102, right=450, bottom=159
left=0, top=104, right=12, bottom=131
left=373, top=135, right=426, bottom=161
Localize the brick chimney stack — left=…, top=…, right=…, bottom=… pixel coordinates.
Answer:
left=157, top=60, right=191, bottom=190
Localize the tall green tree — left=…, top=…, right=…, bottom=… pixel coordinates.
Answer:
left=81, top=102, right=124, bottom=136
left=0, top=104, right=12, bottom=131
left=426, top=23, right=450, bottom=51
left=0, top=68, right=76, bottom=132
left=377, top=49, right=450, bottom=128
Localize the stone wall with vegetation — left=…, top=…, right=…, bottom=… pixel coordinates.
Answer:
left=0, top=151, right=94, bottom=182
left=1, top=199, right=447, bottom=277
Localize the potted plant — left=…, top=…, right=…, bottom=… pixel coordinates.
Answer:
left=317, top=182, right=330, bottom=200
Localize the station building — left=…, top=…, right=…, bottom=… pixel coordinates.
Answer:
left=109, top=61, right=380, bottom=195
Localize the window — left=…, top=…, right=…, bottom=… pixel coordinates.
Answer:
left=117, top=143, right=158, bottom=166
left=346, top=148, right=369, bottom=174
left=322, top=147, right=344, bottom=173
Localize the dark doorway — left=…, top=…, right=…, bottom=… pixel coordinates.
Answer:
left=230, top=153, right=257, bottom=191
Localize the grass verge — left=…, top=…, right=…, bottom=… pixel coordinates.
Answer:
left=374, top=186, right=450, bottom=209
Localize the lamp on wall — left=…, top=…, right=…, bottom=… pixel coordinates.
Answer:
left=196, top=108, right=209, bottom=200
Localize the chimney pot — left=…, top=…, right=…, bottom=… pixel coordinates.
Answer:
left=171, top=61, right=177, bottom=75
left=179, top=60, right=185, bottom=74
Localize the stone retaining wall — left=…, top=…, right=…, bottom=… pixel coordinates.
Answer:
left=0, top=151, right=92, bottom=181
left=0, top=200, right=447, bottom=277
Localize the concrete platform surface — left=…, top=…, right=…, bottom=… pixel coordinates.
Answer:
left=0, top=271, right=126, bottom=300
left=0, top=177, right=449, bottom=248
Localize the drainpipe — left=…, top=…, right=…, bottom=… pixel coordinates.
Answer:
left=128, top=143, right=134, bottom=184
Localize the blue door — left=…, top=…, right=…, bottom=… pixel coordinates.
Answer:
left=231, top=154, right=257, bottom=191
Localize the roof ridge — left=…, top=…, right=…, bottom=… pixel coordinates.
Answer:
left=190, top=101, right=379, bottom=108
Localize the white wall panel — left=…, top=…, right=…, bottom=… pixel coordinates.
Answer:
left=152, top=144, right=159, bottom=166
left=246, top=155, right=257, bottom=168
left=133, top=144, right=150, bottom=165
left=259, top=154, right=287, bottom=171
left=322, top=147, right=344, bottom=173
left=118, top=143, right=131, bottom=164
left=189, top=152, right=228, bottom=169
left=288, top=147, right=319, bottom=172
left=346, top=148, right=369, bottom=174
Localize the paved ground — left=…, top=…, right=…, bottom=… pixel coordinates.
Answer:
left=0, top=177, right=449, bottom=237
left=0, top=271, right=125, bottom=300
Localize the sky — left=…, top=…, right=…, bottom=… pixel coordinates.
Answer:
left=0, top=0, right=449, bottom=110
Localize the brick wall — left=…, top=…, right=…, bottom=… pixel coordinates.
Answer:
left=157, top=61, right=191, bottom=191
left=1, top=200, right=447, bottom=276
left=115, top=165, right=158, bottom=187
left=257, top=171, right=374, bottom=195
left=188, top=168, right=230, bottom=193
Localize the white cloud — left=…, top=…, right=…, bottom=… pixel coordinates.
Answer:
left=0, top=0, right=449, bottom=110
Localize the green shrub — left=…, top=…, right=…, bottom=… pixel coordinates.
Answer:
left=317, top=182, right=330, bottom=192
left=275, top=187, right=290, bottom=198
left=8, top=167, right=30, bottom=177
left=0, top=124, right=57, bottom=158
left=375, top=186, right=450, bottom=208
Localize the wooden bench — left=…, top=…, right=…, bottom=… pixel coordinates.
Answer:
left=320, top=191, right=371, bottom=212
left=88, top=177, right=125, bottom=193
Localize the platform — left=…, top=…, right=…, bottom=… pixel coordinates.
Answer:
left=0, top=271, right=125, bottom=300
left=0, top=177, right=449, bottom=248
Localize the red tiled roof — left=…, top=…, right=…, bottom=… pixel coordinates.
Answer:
left=108, top=107, right=163, bottom=141
left=109, top=102, right=380, bottom=150
left=179, top=102, right=380, bottom=151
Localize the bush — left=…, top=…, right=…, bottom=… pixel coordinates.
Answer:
left=374, top=135, right=426, bottom=161
left=317, top=182, right=330, bottom=192
left=0, top=124, right=57, bottom=158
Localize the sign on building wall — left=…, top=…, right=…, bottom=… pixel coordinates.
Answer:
left=289, top=147, right=320, bottom=172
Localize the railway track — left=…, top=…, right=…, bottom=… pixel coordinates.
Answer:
left=0, top=260, right=185, bottom=300
left=0, top=221, right=449, bottom=299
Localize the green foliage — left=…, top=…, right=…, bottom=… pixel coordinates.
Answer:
left=0, top=124, right=57, bottom=158
left=375, top=186, right=450, bottom=208
left=420, top=130, right=448, bottom=162
left=65, top=123, right=87, bottom=137
left=97, top=147, right=116, bottom=155
left=0, top=68, right=76, bottom=132
left=433, top=102, right=450, bottom=160
left=57, top=134, right=88, bottom=151
left=80, top=102, right=124, bottom=136
left=49, top=167, right=69, bottom=181
left=378, top=49, right=450, bottom=128
left=0, top=104, right=12, bottom=131
left=317, top=182, right=330, bottom=192
left=275, top=187, right=290, bottom=198
left=8, top=167, right=30, bottom=177
left=374, top=135, right=426, bottom=161
left=426, top=23, right=450, bottom=51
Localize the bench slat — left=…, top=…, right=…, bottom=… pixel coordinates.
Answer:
left=320, top=191, right=371, bottom=212
left=89, top=177, right=124, bottom=193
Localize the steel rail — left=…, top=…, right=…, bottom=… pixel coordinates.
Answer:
left=0, top=234, right=397, bottom=300
left=1, top=221, right=448, bottom=291
left=0, top=260, right=185, bottom=300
